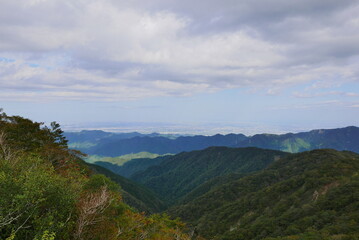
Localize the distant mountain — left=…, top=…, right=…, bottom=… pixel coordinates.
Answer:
left=65, top=130, right=182, bottom=143
left=63, top=127, right=359, bottom=239
left=239, top=126, right=359, bottom=153
left=168, top=149, right=359, bottom=239
left=64, top=130, right=143, bottom=151
left=89, top=134, right=248, bottom=156
left=64, top=130, right=116, bottom=143
left=64, top=130, right=183, bottom=152
left=130, top=147, right=288, bottom=205
left=95, top=155, right=171, bottom=178
left=73, top=126, right=359, bottom=157
left=85, top=151, right=163, bottom=164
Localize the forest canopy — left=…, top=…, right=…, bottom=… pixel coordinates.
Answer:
left=0, top=110, right=193, bottom=240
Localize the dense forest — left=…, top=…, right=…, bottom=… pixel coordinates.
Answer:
left=168, top=149, right=359, bottom=239
left=113, top=144, right=359, bottom=239
left=130, top=147, right=288, bottom=205
left=2, top=110, right=359, bottom=240
left=0, top=111, right=194, bottom=240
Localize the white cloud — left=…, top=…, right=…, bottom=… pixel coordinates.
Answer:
left=0, top=0, right=358, bottom=101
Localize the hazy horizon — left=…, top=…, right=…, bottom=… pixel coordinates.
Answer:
left=60, top=120, right=357, bottom=136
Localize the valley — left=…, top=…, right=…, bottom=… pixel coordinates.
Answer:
left=1, top=111, right=358, bottom=239
left=64, top=126, right=359, bottom=239
left=3, top=1, right=359, bottom=239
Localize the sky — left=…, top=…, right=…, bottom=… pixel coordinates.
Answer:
left=1, top=0, right=359, bottom=134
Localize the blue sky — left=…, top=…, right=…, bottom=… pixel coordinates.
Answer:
left=1, top=0, right=359, bottom=134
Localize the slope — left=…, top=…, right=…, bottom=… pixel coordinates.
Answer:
left=0, top=111, right=192, bottom=240
left=95, top=154, right=171, bottom=178
left=169, top=149, right=359, bottom=240
left=86, top=151, right=162, bottom=164
left=87, top=163, right=166, bottom=213
left=131, top=147, right=288, bottom=205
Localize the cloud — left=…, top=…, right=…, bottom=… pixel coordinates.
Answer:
left=293, top=91, right=359, bottom=98
left=0, top=0, right=358, bottom=101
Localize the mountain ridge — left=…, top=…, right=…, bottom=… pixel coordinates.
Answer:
left=68, top=126, right=359, bottom=157
left=168, top=149, right=359, bottom=239
left=130, top=146, right=289, bottom=205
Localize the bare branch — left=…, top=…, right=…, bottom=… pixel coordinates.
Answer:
left=0, top=210, right=23, bottom=228
left=74, top=186, right=112, bottom=240
left=0, top=132, right=18, bottom=164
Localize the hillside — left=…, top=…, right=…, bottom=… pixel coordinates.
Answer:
left=87, top=163, right=165, bottom=213
left=0, top=111, right=192, bottom=240
left=168, top=149, right=359, bottom=239
left=95, top=155, right=171, bottom=178
left=85, top=151, right=163, bottom=165
left=3, top=111, right=359, bottom=239
left=131, top=147, right=288, bottom=205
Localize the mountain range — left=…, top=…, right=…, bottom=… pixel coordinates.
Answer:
left=5, top=116, right=358, bottom=239
left=66, top=126, right=359, bottom=157
left=168, top=149, right=359, bottom=239
left=130, top=147, right=288, bottom=205
left=91, top=141, right=359, bottom=239
left=96, top=141, right=359, bottom=239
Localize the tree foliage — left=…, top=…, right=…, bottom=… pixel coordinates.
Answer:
left=0, top=111, right=192, bottom=240
left=169, top=149, right=359, bottom=240
left=131, top=147, right=288, bottom=205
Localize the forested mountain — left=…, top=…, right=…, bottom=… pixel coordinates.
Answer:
left=88, top=134, right=248, bottom=156
left=0, top=111, right=192, bottom=240
left=131, top=147, right=288, bottom=205
left=96, top=155, right=171, bottom=178
left=87, top=163, right=165, bottom=213
left=168, top=149, right=359, bottom=239
left=68, top=126, right=359, bottom=158
left=85, top=151, right=163, bottom=164
left=239, top=126, right=359, bottom=153
left=3, top=110, right=359, bottom=240
left=65, top=130, right=181, bottom=144
left=64, top=130, right=182, bottom=152
left=65, top=130, right=115, bottom=143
